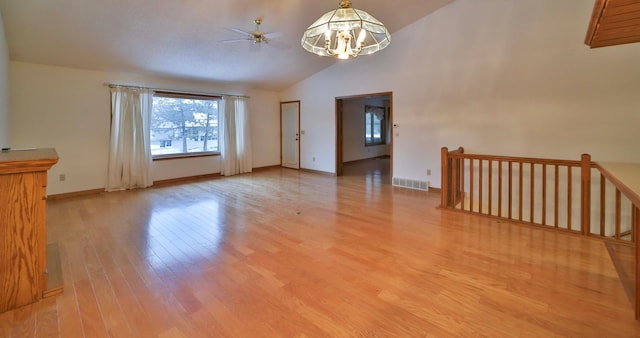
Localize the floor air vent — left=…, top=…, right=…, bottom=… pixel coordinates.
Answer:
left=392, top=177, right=429, bottom=191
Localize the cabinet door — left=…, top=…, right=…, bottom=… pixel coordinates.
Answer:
left=0, top=172, right=43, bottom=312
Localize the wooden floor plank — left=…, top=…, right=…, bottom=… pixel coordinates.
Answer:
left=34, top=297, right=59, bottom=337
left=1, top=159, right=639, bottom=336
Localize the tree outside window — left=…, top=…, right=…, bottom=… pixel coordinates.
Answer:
left=150, top=93, right=220, bottom=157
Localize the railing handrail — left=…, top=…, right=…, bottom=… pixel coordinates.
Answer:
left=448, top=152, right=582, bottom=167
left=594, top=162, right=640, bottom=208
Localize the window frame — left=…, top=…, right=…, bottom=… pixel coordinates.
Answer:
left=151, top=91, right=222, bottom=160
left=364, top=105, right=386, bottom=147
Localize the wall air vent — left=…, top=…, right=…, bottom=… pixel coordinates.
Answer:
left=392, top=177, right=429, bottom=191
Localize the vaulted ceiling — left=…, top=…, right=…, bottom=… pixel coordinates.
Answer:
left=0, top=0, right=454, bottom=91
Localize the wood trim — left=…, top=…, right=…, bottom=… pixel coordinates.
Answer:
left=47, top=188, right=104, bottom=200
left=343, top=156, right=390, bottom=165
left=595, top=162, right=640, bottom=208
left=153, top=173, right=222, bottom=187
left=0, top=149, right=59, bottom=175
left=335, top=92, right=393, bottom=178
left=299, top=168, right=337, bottom=176
left=448, top=152, right=581, bottom=167
left=428, top=187, right=441, bottom=194
left=585, top=0, right=640, bottom=48
left=585, top=0, right=608, bottom=45
left=253, top=165, right=282, bottom=172
left=43, top=243, right=64, bottom=298
left=50, top=167, right=279, bottom=199
left=335, top=91, right=393, bottom=100
left=152, top=152, right=220, bottom=161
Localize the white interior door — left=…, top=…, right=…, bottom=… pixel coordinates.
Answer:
left=281, top=101, right=300, bottom=169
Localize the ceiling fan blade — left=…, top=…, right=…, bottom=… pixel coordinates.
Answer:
left=263, top=32, right=283, bottom=39
left=219, top=38, right=252, bottom=43
left=226, top=28, right=253, bottom=37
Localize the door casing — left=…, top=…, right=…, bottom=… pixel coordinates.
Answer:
left=281, top=101, right=300, bottom=169
left=335, top=92, right=393, bottom=177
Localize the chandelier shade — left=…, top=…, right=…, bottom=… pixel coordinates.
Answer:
left=301, top=0, right=391, bottom=60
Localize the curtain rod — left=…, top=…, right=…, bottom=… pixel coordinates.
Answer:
left=103, top=82, right=250, bottom=99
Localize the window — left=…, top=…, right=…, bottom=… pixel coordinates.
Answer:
left=150, top=92, right=220, bottom=158
left=365, top=105, right=385, bottom=146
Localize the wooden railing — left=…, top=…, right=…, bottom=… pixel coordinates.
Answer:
left=441, top=147, right=637, bottom=239
left=441, top=146, right=640, bottom=318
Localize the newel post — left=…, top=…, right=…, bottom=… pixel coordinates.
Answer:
left=580, top=154, right=592, bottom=236
left=441, top=147, right=449, bottom=208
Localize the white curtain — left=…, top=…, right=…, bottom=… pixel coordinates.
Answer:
left=219, top=96, right=253, bottom=176
left=106, top=87, right=154, bottom=191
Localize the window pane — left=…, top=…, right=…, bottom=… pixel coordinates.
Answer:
left=365, top=112, right=373, bottom=144
left=151, top=95, right=219, bottom=156
left=373, top=117, right=382, bottom=143
left=365, top=106, right=385, bottom=146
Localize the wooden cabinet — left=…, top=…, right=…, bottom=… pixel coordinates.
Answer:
left=0, top=148, right=59, bottom=313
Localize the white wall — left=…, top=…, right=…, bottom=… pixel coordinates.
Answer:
left=10, top=62, right=281, bottom=195
left=281, top=0, right=640, bottom=188
left=0, top=12, right=10, bottom=149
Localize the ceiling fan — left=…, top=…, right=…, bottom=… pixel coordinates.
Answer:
left=220, top=18, right=285, bottom=47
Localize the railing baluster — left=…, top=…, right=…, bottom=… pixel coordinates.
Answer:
left=567, top=166, right=572, bottom=231
left=530, top=163, right=535, bottom=223
left=616, top=189, right=621, bottom=239
left=542, top=164, right=547, bottom=226
left=555, top=165, right=559, bottom=228
left=509, top=161, right=513, bottom=219
left=488, top=160, right=493, bottom=216
left=470, top=159, right=475, bottom=212
left=600, top=173, right=606, bottom=237
left=633, top=205, right=638, bottom=244
left=461, top=158, right=466, bottom=210
left=498, top=161, right=503, bottom=218
left=519, top=162, right=523, bottom=222
left=479, top=159, right=483, bottom=214
left=452, top=157, right=458, bottom=209
left=581, top=154, right=592, bottom=236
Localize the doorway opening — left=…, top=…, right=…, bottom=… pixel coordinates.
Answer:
left=336, top=92, right=393, bottom=182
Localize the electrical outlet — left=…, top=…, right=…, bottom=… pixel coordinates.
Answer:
left=59, top=174, right=66, bottom=181
left=427, top=169, right=431, bottom=176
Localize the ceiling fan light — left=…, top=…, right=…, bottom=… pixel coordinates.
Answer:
left=301, top=0, right=390, bottom=60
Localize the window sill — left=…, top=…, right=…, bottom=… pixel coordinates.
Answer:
left=152, top=152, right=220, bottom=161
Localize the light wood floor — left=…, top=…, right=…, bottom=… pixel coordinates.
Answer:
left=1, top=163, right=639, bottom=337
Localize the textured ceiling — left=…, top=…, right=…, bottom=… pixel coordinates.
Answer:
left=0, top=0, right=454, bottom=91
